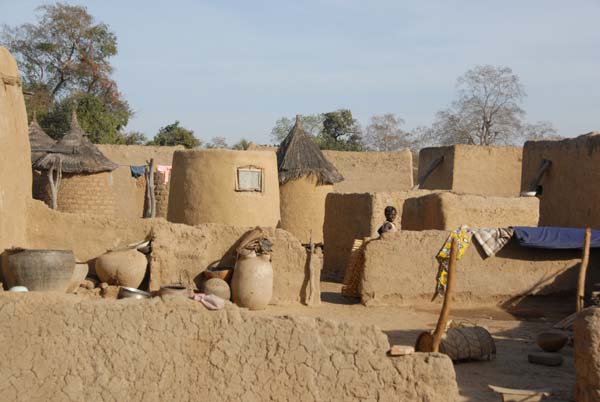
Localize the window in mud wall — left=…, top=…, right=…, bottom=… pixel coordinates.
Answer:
left=236, top=166, right=263, bottom=192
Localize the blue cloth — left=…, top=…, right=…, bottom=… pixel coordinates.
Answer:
left=130, top=165, right=145, bottom=179
left=512, top=226, right=600, bottom=249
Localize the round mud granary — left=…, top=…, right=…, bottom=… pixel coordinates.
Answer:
left=277, top=115, right=343, bottom=244
left=167, top=149, right=280, bottom=227
left=32, top=110, right=118, bottom=216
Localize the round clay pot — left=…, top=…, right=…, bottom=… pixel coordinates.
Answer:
left=203, top=266, right=234, bottom=283
left=158, top=284, right=189, bottom=298
left=537, top=331, right=568, bottom=353
left=232, top=254, right=273, bottom=310
left=7, top=250, right=75, bottom=292
left=95, top=249, right=147, bottom=288
left=66, top=263, right=89, bottom=293
left=201, top=278, right=231, bottom=300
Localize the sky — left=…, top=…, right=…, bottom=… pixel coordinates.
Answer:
left=2, top=0, right=600, bottom=145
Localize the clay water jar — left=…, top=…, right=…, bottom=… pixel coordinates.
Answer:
left=7, top=249, right=75, bottom=292
left=232, top=254, right=273, bottom=310
left=95, top=249, right=147, bottom=288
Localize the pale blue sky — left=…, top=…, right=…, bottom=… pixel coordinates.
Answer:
left=3, top=0, right=600, bottom=144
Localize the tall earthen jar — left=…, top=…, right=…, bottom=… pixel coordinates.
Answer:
left=232, top=254, right=273, bottom=310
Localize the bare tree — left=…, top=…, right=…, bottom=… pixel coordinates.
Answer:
left=206, top=136, right=228, bottom=149
left=365, top=114, right=412, bottom=151
left=433, top=65, right=526, bottom=145
left=519, top=121, right=561, bottom=142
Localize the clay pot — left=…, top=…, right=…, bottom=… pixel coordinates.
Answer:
left=95, top=249, right=147, bottom=288
left=158, top=284, right=189, bottom=298
left=203, top=266, right=234, bottom=283
left=201, top=278, right=231, bottom=300
left=7, top=250, right=75, bottom=292
left=537, top=331, right=568, bottom=353
left=232, top=254, right=273, bottom=310
left=66, top=263, right=89, bottom=293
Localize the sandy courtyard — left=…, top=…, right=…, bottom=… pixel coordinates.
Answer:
left=254, top=282, right=575, bottom=402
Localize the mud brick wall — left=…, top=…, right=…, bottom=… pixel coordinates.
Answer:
left=521, top=133, right=600, bottom=228
left=0, top=293, right=458, bottom=402
left=33, top=172, right=117, bottom=216
left=324, top=149, right=414, bottom=193
left=418, top=145, right=523, bottom=197
left=574, top=307, right=600, bottom=402
left=362, top=230, right=600, bottom=306
left=153, top=172, right=170, bottom=218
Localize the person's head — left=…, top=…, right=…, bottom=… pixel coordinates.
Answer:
left=384, top=206, right=397, bottom=222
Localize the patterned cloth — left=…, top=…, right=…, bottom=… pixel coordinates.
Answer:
left=377, top=221, right=397, bottom=236
left=473, top=227, right=514, bottom=257
left=434, top=225, right=473, bottom=299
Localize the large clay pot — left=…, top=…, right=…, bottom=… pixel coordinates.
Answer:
left=232, top=254, right=273, bottom=310
left=95, top=249, right=147, bottom=288
left=7, top=250, right=75, bottom=292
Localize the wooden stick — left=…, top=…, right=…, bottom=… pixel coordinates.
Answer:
left=577, top=228, right=592, bottom=312
left=529, top=158, right=552, bottom=191
left=432, top=237, right=458, bottom=353
left=414, top=156, right=444, bottom=190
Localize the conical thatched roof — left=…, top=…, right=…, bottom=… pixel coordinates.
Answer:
left=32, top=110, right=118, bottom=174
left=277, top=115, right=343, bottom=185
left=28, top=113, right=56, bottom=163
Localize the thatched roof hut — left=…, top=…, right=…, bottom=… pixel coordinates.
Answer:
left=31, top=110, right=117, bottom=216
left=33, top=110, right=118, bottom=174
left=277, top=115, right=343, bottom=185
left=28, top=114, right=56, bottom=163
left=277, top=115, right=343, bottom=244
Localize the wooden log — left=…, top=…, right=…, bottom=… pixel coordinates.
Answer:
left=529, top=158, right=552, bottom=192
left=577, top=227, right=592, bottom=312
left=432, top=238, right=458, bottom=353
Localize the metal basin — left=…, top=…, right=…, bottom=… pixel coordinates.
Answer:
left=117, top=286, right=151, bottom=300
left=7, top=249, right=75, bottom=292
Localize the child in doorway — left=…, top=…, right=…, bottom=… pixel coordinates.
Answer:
left=377, top=206, right=398, bottom=237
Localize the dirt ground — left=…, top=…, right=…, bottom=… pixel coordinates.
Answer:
left=255, top=282, right=576, bottom=402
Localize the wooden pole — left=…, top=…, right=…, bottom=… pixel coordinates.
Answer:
left=144, top=158, right=156, bottom=218
left=577, top=228, right=592, bottom=312
left=432, top=238, right=458, bottom=353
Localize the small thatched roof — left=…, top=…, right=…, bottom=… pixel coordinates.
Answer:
left=28, top=113, right=56, bottom=163
left=32, top=110, right=118, bottom=174
left=277, top=115, right=343, bottom=185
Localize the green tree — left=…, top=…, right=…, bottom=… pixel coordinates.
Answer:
left=2, top=3, right=132, bottom=141
left=270, top=114, right=324, bottom=144
left=148, top=121, right=201, bottom=149
left=318, top=109, right=364, bottom=151
left=41, top=93, right=130, bottom=143
left=115, top=131, right=147, bottom=145
left=232, top=138, right=250, bottom=150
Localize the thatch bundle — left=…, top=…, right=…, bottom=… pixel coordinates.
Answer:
left=28, top=114, right=56, bottom=163
left=33, top=110, right=117, bottom=174
left=276, top=115, right=343, bottom=185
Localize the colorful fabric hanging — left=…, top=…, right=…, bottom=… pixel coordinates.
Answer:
left=434, top=225, right=473, bottom=299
